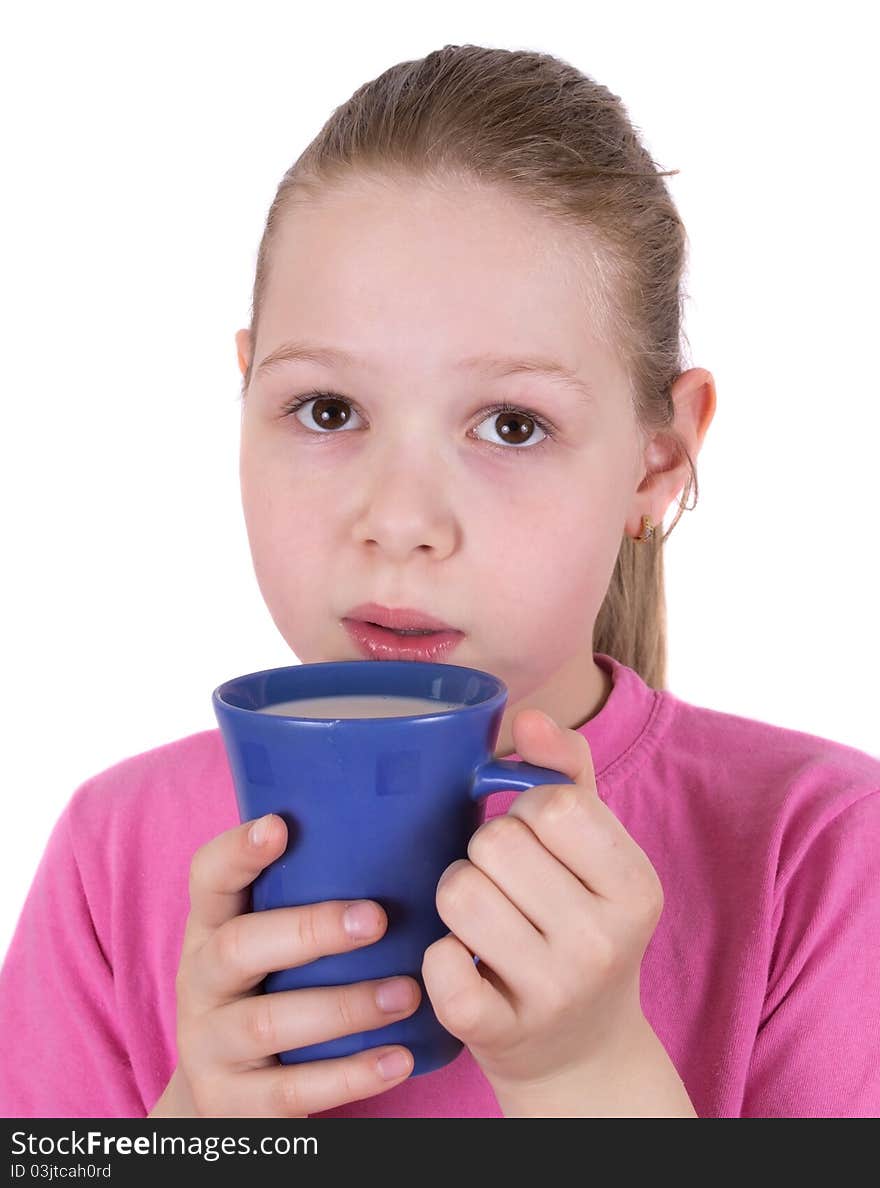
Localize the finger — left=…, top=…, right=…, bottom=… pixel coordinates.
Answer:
left=433, top=859, right=546, bottom=1005
left=507, top=710, right=646, bottom=900
left=183, top=814, right=289, bottom=950
left=195, top=1046, right=416, bottom=1117
left=512, top=707, right=597, bottom=790
left=422, top=932, right=515, bottom=1045
left=193, top=899, right=388, bottom=1005
left=466, top=813, right=596, bottom=940
left=204, top=977, right=422, bottom=1066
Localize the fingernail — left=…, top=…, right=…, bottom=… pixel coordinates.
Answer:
left=344, top=901, right=380, bottom=938
left=377, top=1049, right=413, bottom=1080
left=375, top=978, right=413, bottom=1013
left=248, top=814, right=272, bottom=846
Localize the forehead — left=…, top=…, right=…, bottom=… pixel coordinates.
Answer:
left=258, top=176, right=618, bottom=382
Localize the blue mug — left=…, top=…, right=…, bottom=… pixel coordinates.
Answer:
left=212, top=659, right=572, bottom=1077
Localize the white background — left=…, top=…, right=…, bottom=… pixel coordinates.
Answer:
left=2, top=1, right=878, bottom=959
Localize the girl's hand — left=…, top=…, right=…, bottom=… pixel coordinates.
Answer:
left=150, top=815, right=420, bottom=1117
left=421, top=708, right=664, bottom=1106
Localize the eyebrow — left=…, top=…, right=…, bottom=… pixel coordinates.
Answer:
left=254, top=339, right=598, bottom=405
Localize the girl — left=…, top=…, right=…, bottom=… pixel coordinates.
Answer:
left=2, top=43, right=878, bottom=1119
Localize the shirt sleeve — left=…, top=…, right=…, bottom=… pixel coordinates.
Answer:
left=741, top=789, right=880, bottom=1117
left=0, top=797, right=145, bottom=1118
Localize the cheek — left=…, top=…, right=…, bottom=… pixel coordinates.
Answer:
left=479, top=497, right=605, bottom=638
left=513, top=525, right=609, bottom=624
left=511, top=461, right=622, bottom=562
left=241, top=426, right=312, bottom=533
left=494, top=465, right=626, bottom=622
left=240, top=451, right=327, bottom=592
left=552, top=485, right=627, bottom=610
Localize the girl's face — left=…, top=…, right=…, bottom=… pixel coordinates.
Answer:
left=236, top=177, right=657, bottom=756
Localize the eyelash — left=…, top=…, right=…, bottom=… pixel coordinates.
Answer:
left=278, top=390, right=557, bottom=457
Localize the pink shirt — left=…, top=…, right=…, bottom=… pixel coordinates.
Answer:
left=2, top=653, right=879, bottom=1118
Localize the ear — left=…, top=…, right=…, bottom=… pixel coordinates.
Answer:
left=625, top=367, right=717, bottom=535
left=235, top=328, right=252, bottom=380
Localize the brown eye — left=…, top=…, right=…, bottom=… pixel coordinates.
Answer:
left=491, top=410, right=536, bottom=446
left=308, top=394, right=354, bottom=430
left=474, top=405, right=550, bottom=451
left=283, top=392, right=360, bottom=432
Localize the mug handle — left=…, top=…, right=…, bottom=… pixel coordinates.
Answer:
left=469, top=758, right=573, bottom=801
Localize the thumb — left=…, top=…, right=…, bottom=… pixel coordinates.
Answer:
left=511, top=708, right=596, bottom=790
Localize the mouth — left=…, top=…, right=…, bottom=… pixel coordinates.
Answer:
left=342, top=607, right=464, bottom=662
left=342, top=603, right=467, bottom=660
left=344, top=602, right=460, bottom=633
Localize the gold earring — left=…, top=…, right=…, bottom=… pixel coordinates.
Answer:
left=634, top=515, right=655, bottom=543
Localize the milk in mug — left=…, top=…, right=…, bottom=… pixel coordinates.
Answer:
left=259, top=693, right=463, bottom=719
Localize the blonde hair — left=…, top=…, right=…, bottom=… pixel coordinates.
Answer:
left=241, top=44, right=700, bottom=690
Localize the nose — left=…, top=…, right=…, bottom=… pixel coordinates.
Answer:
left=351, top=449, right=460, bottom=562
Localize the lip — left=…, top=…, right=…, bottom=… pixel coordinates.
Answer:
left=345, top=602, right=460, bottom=633
left=343, top=618, right=465, bottom=662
